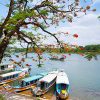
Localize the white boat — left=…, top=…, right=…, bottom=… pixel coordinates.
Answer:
left=0, top=68, right=29, bottom=85
left=56, top=70, right=69, bottom=99
left=33, top=70, right=58, bottom=96
left=0, top=63, right=15, bottom=73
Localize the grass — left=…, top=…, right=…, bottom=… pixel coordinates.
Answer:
left=0, top=94, right=5, bottom=100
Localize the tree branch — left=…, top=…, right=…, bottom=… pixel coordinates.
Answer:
left=0, top=0, right=14, bottom=37
left=0, top=0, right=14, bottom=28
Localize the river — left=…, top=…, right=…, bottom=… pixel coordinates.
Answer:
left=3, top=53, right=100, bottom=100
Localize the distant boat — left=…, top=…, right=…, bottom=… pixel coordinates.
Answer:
left=12, top=72, right=48, bottom=92
left=49, top=55, right=66, bottom=61
left=0, top=68, right=29, bottom=85
left=33, top=71, right=58, bottom=96
left=56, top=70, right=69, bottom=99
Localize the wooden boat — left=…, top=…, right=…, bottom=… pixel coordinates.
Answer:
left=56, top=70, right=69, bottom=99
left=11, top=72, right=48, bottom=92
left=0, top=68, right=29, bottom=85
left=33, top=71, right=58, bottom=96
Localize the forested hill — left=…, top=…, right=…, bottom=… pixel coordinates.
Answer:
left=84, top=44, right=100, bottom=52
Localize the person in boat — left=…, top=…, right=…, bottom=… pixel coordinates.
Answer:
left=61, top=84, right=67, bottom=93
left=60, top=84, right=69, bottom=99
left=60, top=55, right=66, bottom=60
left=53, top=56, right=58, bottom=59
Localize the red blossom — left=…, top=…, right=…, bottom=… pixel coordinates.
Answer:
left=80, top=47, right=84, bottom=50
left=83, top=9, right=86, bottom=13
left=79, top=54, right=84, bottom=56
left=26, top=64, right=30, bottom=66
left=73, top=34, right=78, bottom=38
left=86, top=6, right=90, bottom=10
left=65, top=32, right=69, bottom=34
left=65, top=48, right=69, bottom=51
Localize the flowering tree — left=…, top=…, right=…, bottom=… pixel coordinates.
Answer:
left=0, top=0, right=96, bottom=65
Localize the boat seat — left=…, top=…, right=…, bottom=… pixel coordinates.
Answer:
left=61, top=90, right=67, bottom=94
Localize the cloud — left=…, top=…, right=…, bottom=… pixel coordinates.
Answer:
left=93, top=0, right=100, bottom=4
left=57, top=13, right=100, bottom=46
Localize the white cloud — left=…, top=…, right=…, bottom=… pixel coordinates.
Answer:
left=93, top=0, right=100, bottom=4
left=57, top=13, right=100, bottom=46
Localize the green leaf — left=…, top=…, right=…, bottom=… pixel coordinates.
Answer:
left=5, top=4, right=10, bottom=7
left=40, top=10, right=48, bottom=16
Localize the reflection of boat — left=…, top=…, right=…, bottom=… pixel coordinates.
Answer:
left=0, top=68, right=29, bottom=85
left=49, top=55, right=66, bottom=61
left=56, top=70, right=69, bottom=99
left=12, top=72, right=48, bottom=92
left=33, top=71, right=58, bottom=96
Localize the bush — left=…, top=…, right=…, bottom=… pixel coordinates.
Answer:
left=0, top=94, right=5, bottom=100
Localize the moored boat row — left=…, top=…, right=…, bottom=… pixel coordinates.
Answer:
left=0, top=68, right=69, bottom=100
left=32, top=70, right=69, bottom=99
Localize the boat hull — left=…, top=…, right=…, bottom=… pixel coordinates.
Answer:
left=0, top=76, right=24, bottom=85
left=35, top=80, right=56, bottom=96
left=49, top=58, right=64, bottom=61
left=13, top=84, right=36, bottom=92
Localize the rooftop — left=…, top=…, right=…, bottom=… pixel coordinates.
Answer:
left=0, top=71, right=22, bottom=78
left=22, top=75, right=43, bottom=83
left=56, top=71, right=69, bottom=84
left=37, top=72, right=48, bottom=76
left=39, top=71, right=58, bottom=83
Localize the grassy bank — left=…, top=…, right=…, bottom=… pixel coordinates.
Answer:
left=0, top=94, right=5, bottom=100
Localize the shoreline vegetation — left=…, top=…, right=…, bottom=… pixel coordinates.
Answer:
left=3, top=44, right=100, bottom=61
left=5, top=44, right=100, bottom=56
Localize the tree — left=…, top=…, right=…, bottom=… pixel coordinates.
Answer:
left=0, top=0, right=95, bottom=64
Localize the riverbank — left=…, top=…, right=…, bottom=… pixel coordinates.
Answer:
left=0, top=84, right=56, bottom=100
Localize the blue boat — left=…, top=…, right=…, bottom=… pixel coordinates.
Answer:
left=12, top=72, right=48, bottom=92
left=56, top=70, right=69, bottom=99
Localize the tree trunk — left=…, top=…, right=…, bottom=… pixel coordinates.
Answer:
left=0, top=45, right=8, bottom=63
left=0, top=32, right=13, bottom=63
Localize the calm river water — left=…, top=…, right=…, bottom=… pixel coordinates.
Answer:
left=3, top=53, right=100, bottom=100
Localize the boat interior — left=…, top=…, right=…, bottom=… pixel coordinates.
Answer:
left=40, top=82, right=46, bottom=90
left=56, top=84, right=69, bottom=94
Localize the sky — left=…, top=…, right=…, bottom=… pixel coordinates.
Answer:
left=0, top=0, right=100, bottom=46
